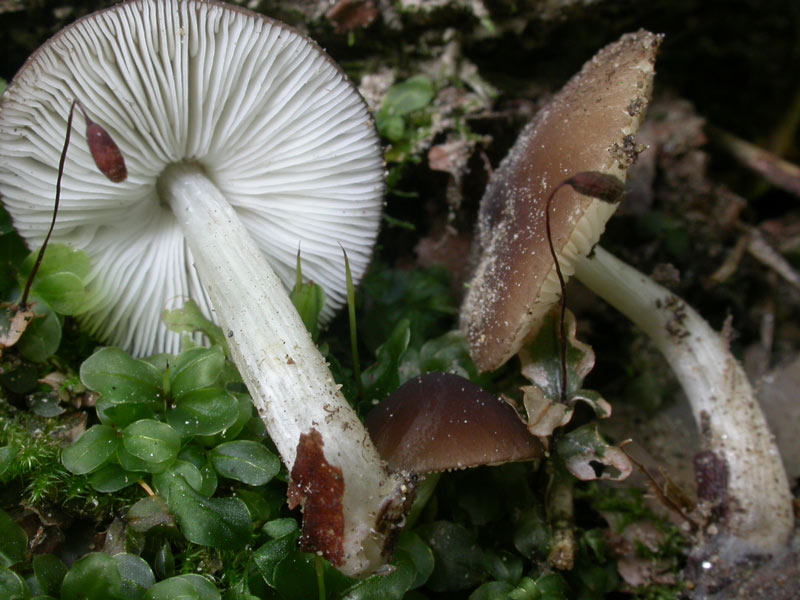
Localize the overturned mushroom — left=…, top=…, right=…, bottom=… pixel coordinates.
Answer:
left=461, top=29, right=793, bottom=560
left=0, top=0, right=407, bottom=576
left=365, top=372, right=542, bottom=473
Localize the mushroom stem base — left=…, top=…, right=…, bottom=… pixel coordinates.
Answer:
left=574, top=245, right=793, bottom=557
left=159, top=163, right=408, bottom=576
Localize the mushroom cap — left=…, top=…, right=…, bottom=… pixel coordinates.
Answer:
left=460, top=30, right=662, bottom=372
left=365, top=372, right=542, bottom=473
left=0, top=0, right=384, bottom=356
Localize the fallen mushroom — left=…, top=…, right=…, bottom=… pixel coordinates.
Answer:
left=460, top=28, right=793, bottom=564
left=0, top=0, right=407, bottom=576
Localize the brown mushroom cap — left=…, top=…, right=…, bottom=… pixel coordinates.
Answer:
left=461, top=30, right=662, bottom=372
left=365, top=372, right=542, bottom=473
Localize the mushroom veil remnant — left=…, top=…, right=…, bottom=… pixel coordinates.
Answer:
left=461, top=30, right=793, bottom=561
left=0, top=0, right=408, bottom=576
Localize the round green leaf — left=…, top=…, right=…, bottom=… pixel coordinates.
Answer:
left=19, top=244, right=90, bottom=280
left=145, top=574, right=220, bottom=600
left=209, top=393, right=253, bottom=443
left=122, top=420, right=181, bottom=464
left=62, top=425, right=119, bottom=475
left=127, top=496, right=176, bottom=534
left=81, top=348, right=163, bottom=405
left=167, top=476, right=251, bottom=550
left=0, top=509, right=27, bottom=568
left=32, top=555, right=67, bottom=597
left=166, top=388, right=238, bottom=437
left=60, top=553, right=123, bottom=600
left=116, top=445, right=172, bottom=474
left=209, top=441, right=280, bottom=486
left=468, top=582, right=515, bottom=599
left=152, top=460, right=204, bottom=499
left=114, top=553, right=155, bottom=598
left=169, top=346, right=226, bottom=398
left=177, top=446, right=217, bottom=496
left=17, top=300, right=61, bottom=363
left=0, top=567, right=29, bottom=600
left=30, top=272, right=85, bottom=315
left=417, top=521, right=485, bottom=592
left=89, top=464, right=138, bottom=493
left=96, top=395, right=157, bottom=429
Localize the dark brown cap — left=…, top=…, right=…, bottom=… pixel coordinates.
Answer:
left=461, top=30, right=662, bottom=372
left=365, top=372, right=542, bottom=473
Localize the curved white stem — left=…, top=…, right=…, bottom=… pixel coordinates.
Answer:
left=574, top=246, right=792, bottom=556
left=160, top=163, right=408, bottom=577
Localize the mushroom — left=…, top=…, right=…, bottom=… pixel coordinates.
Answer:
left=460, top=30, right=793, bottom=559
left=0, top=0, right=408, bottom=576
left=365, top=372, right=543, bottom=473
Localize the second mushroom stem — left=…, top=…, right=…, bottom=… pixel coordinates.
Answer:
left=573, top=245, right=793, bottom=555
left=160, top=163, right=408, bottom=577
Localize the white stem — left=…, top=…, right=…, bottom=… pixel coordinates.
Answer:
left=160, top=163, right=408, bottom=577
left=574, top=246, right=792, bottom=555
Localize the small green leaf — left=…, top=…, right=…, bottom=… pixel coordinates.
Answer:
left=152, top=460, right=204, bottom=499
left=114, top=553, right=155, bottom=598
left=89, top=464, right=138, bottom=492
left=177, top=446, right=218, bottom=496
left=384, top=76, right=434, bottom=115
left=27, top=392, right=65, bottom=417
left=153, top=542, right=175, bottom=580
left=0, top=567, right=29, bottom=600
left=289, top=259, right=325, bottom=341
left=96, top=395, right=157, bottom=429
left=116, top=445, right=172, bottom=474
left=417, top=521, right=485, bottom=592
left=468, top=581, right=515, bottom=600
left=127, top=496, right=177, bottom=534
left=60, top=553, right=123, bottom=600
left=145, top=574, right=220, bottom=600
left=16, top=299, right=61, bottom=363
left=32, top=554, right=67, bottom=597
left=0, top=509, right=27, bottom=567
left=0, top=446, right=16, bottom=477
left=361, top=319, right=411, bottom=403
left=209, top=441, right=280, bottom=486
left=122, top=420, right=181, bottom=464
left=262, top=518, right=298, bottom=540
left=519, top=308, right=595, bottom=401
left=169, top=346, right=226, bottom=398
left=28, top=272, right=85, bottom=315
left=162, top=300, right=228, bottom=355
left=481, top=550, right=523, bottom=585
left=513, top=507, right=550, bottom=560
left=81, top=347, right=163, bottom=405
left=62, top=425, right=119, bottom=475
left=167, top=388, right=238, bottom=437
left=17, top=245, right=90, bottom=316
left=400, top=330, right=479, bottom=382
left=19, top=244, right=90, bottom=280
left=208, top=393, right=253, bottom=443
left=253, top=522, right=299, bottom=587
left=234, top=489, right=272, bottom=527
left=167, top=476, right=251, bottom=550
